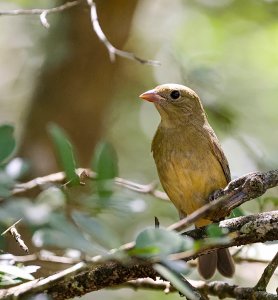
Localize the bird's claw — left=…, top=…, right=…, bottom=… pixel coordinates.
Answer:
left=208, top=188, right=224, bottom=202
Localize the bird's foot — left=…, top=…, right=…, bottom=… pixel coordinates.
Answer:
left=208, top=189, right=224, bottom=202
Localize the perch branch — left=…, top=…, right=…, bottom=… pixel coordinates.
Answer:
left=0, top=210, right=277, bottom=300
left=168, top=169, right=278, bottom=232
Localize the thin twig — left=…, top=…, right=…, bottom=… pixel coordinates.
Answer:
left=86, top=0, right=160, bottom=66
left=0, top=262, right=86, bottom=299
left=254, top=251, right=278, bottom=291
left=0, top=252, right=81, bottom=264
left=234, top=256, right=271, bottom=265
left=0, top=0, right=81, bottom=28
left=1, top=219, right=29, bottom=254
left=11, top=168, right=169, bottom=201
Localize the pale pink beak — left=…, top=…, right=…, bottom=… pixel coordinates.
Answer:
left=139, top=89, right=161, bottom=103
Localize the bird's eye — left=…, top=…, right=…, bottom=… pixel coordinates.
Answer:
left=170, top=90, right=180, bottom=100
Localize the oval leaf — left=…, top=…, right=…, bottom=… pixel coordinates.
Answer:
left=48, top=124, right=79, bottom=184
left=91, top=141, right=118, bottom=198
left=134, top=228, right=193, bottom=258
left=72, top=211, right=121, bottom=249
left=0, top=125, right=16, bottom=164
left=0, top=265, right=34, bottom=281
left=154, top=264, right=198, bottom=300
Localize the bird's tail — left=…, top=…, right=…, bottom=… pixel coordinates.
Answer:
left=217, top=248, right=235, bottom=277
left=198, top=248, right=235, bottom=279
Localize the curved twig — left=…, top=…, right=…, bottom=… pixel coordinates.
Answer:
left=87, top=0, right=160, bottom=66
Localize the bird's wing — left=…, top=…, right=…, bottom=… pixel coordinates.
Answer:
left=205, top=125, right=231, bottom=183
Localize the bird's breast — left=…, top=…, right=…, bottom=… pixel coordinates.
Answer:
left=152, top=127, right=227, bottom=217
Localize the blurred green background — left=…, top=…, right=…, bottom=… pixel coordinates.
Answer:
left=0, top=0, right=277, bottom=299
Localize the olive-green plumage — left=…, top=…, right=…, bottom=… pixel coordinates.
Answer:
left=140, top=83, right=235, bottom=279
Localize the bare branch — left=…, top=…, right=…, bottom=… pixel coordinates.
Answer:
left=121, top=278, right=278, bottom=300
left=254, top=251, right=278, bottom=291
left=0, top=251, right=81, bottom=265
left=0, top=1, right=81, bottom=20
left=1, top=219, right=29, bottom=254
left=11, top=168, right=169, bottom=201
left=86, top=0, right=160, bottom=66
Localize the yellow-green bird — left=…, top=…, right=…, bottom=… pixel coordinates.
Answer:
left=139, top=83, right=235, bottom=279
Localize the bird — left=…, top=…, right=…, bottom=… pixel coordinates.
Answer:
left=139, top=83, right=235, bottom=279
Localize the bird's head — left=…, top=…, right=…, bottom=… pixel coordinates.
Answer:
left=139, top=84, right=205, bottom=126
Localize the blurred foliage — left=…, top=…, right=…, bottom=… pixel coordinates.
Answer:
left=133, top=227, right=194, bottom=258
left=48, top=123, right=80, bottom=185
left=0, top=0, right=278, bottom=299
left=0, top=264, right=38, bottom=286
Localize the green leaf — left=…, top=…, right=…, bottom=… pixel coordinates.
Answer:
left=33, top=213, right=106, bottom=255
left=162, top=259, right=190, bottom=275
left=206, top=224, right=228, bottom=238
left=0, top=275, right=22, bottom=286
left=229, top=207, right=246, bottom=218
left=0, top=171, right=15, bottom=197
left=0, top=265, right=34, bottom=281
left=72, top=211, right=121, bottom=249
left=0, top=125, right=16, bottom=164
left=262, top=196, right=278, bottom=206
left=91, top=142, right=118, bottom=198
left=154, top=264, right=198, bottom=300
left=48, top=124, right=79, bottom=185
left=36, top=187, right=66, bottom=209
left=134, top=228, right=193, bottom=258
left=92, top=141, right=118, bottom=180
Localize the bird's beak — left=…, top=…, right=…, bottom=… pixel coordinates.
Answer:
left=139, top=89, right=161, bottom=103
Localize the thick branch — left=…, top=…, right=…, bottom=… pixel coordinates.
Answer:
left=168, top=170, right=278, bottom=232
left=1, top=211, right=277, bottom=300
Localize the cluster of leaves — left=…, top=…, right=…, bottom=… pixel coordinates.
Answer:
left=0, top=123, right=123, bottom=285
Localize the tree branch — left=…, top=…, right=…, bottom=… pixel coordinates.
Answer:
left=0, top=210, right=277, bottom=300
left=11, top=168, right=169, bottom=200
left=168, top=170, right=278, bottom=232
left=0, top=0, right=81, bottom=28
left=254, top=251, right=278, bottom=292
left=0, top=1, right=81, bottom=16
left=121, top=278, right=278, bottom=300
